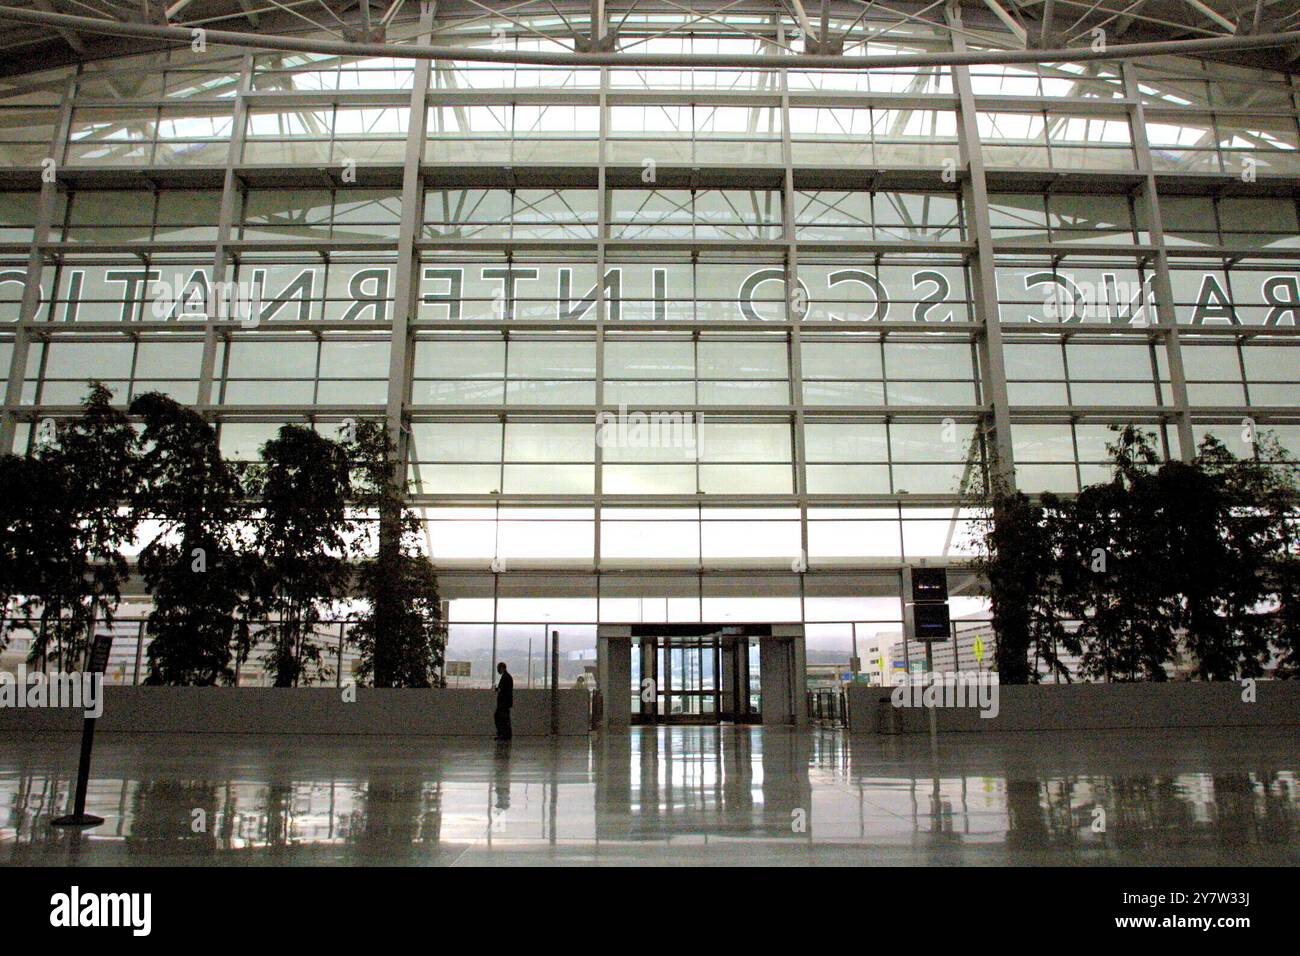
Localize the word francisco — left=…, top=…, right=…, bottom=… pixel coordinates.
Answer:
left=9, top=265, right=1299, bottom=326
left=890, top=670, right=1000, bottom=718
left=0, top=666, right=103, bottom=718
left=49, top=886, right=151, bottom=936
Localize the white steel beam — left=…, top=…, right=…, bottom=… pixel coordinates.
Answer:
left=982, top=0, right=1028, bottom=44
left=787, top=0, right=818, bottom=40
left=380, top=0, right=404, bottom=27
left=3, top=6, right=1300, bottom=67
left=1184, top=0, right=1235, bottom=33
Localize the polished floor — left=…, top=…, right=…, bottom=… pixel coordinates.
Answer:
left=0, top=726, right=1295, bottom=866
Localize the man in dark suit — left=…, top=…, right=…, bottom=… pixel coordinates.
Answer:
left=494, top=662, right=514, bottom=741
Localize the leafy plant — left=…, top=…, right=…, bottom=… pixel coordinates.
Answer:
left=131, top=392, right=250, bottom=685
left=246, top=424, right=353, bottom=687
left=973, top=422, right=1299, bottom=682
left=0, top=453, right=67, bottom=654
left=1157, top=439, right=1263, bottom=679
left=1233, top=432, right=1300, bottom=679
left=24, top=383, right=139, bottom=669
left=973, top=488, right=1080, bottom=685
left=1271, top=554, right=1300, bottom=678
left=347, top=419, right=446, bottom=688
left=975, top=491, right=1037, bottom=684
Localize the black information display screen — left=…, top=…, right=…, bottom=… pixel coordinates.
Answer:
left=911, top=567, right=949, bottom=601
left=913, top=602, right=951, bottom=640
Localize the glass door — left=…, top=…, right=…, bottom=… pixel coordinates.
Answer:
left=631, top=636, right=720, bottom=724
left=662, top=637, right=719, bottom=722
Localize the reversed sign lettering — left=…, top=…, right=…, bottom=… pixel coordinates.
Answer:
left=7, top=265, right=1297, bottom=326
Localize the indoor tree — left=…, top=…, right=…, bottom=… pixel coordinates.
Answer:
left=247, top=423, right=353, bottom=687
left=1158, top=437, right=1271, bottom=679
left=131, top=392, right=251, bottom=685
left=347, top=419, right=446, bottom=688
left=971, top=468, right=1077, bottom=684
left=23, top=382, right=139, bottom=669
left=975, top=489, right=1043, bottom=684
left=1225, top=431, right=1300, bottom=679
left=0, top=453, right=67, bottom=655
left=973, top=423, right=1300, bottom=682
left=1058, top=426, right=1179, bottom=682
left=1271, top=553, right=1300, bottom=679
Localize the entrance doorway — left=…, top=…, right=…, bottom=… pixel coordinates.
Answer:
left=598, top=622, right=805, bottom=730
left=631, top=628, right=760, bottom=725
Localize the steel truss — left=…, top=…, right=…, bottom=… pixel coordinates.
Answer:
left=0, top=1, right=1298, bottom=73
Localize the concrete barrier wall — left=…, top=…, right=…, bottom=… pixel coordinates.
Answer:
left=0, top=687, right=590, bottom=736
left=847, top=680, right=1300, bottom=734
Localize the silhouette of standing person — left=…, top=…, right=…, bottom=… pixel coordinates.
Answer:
left=494, top=662, right=514, bottom=741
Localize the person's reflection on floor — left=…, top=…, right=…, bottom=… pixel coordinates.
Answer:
left=492, top=743, right=512, bottom=813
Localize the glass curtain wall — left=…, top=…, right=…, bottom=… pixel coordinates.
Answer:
left=1, top=11, right=1298, bottom=685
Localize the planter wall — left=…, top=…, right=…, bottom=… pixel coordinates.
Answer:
left=846, top=680, right=1300, bottom=734
left=0, top=686, right=590, bottom=736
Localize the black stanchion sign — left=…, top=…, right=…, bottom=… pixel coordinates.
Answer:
left=51, top=633, right=113, bottom=829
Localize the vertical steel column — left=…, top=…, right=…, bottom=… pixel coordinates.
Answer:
left=0, top=74, right=76, bottom=453
left=594, top=60, right=609, bottom=573
left=197, top=53, right=253, bottom=415
left=946, top=2, right=1016, bottom=489
left=777, top=18, right=811, bottom=601
left=133, top=620, right=144, bottom=685
left=1122, top=62, right=1196, bottom=462
left=388, top=1, right=437, bottom=478
left=337, top=620, right=346, bottom=688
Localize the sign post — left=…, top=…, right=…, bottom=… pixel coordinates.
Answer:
left=52, top=633, right=113, bottom=829
left=904, top=568, right=949, bottom=749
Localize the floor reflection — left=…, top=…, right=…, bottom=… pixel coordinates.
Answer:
left=0, top=727, right=1295, bottom=865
